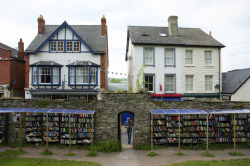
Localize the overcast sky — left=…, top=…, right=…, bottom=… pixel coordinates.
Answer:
left=1, top=0, right=250, bottom=78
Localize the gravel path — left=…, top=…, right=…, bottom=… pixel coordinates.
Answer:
left=1, top=128, right=249, bottom=166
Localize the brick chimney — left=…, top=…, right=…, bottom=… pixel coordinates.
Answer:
left=37, top=15, right=45, bottom=35
left=168, top=16, right=178, bottom=37
left=101, top=15, right=106, bottom=36
left=18, top=38, right=24, bottom=59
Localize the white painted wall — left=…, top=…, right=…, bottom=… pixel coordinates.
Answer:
left=29, top=27, right=101, bottom=90
left=231, top=78, right=250, bottom=101
left=127, top=42, right=221, bottom=94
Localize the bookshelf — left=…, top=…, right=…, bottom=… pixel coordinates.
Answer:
left=60, top=113, right=77, bottom=144
left=247, top=114, right=250, bottom=141
left=43, top=113, right=60, bottom=142
left=231, top=113, right=247, bottom=143
left=166, top=115, right=181, bottom=145
left=0, top=113, right=6, bottom=143
left=214, top=114, right=231, bottom=143
left=25, top=112, right=43, bottom=142
left=77, top=114, right=94, bottom=144
left=152, top=114, right=166, bottom=145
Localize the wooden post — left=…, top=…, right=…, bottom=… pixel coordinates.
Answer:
left=178, top=114, right=181, bottom=154
left=19, top=112, right=22, bottom=151
left=45, top=113, right=49, bottom=151
left=151, top=114, right=153, bottom=151
left=69, top=114, right=71, bottom=154
left=206, top=114, right=209, bottom=153
left=91, top=114, right=94, bottom=152
left=234, top=113, right=236, bottom=153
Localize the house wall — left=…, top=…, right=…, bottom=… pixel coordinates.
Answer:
left=181, top=47, right=221, bottom=94
left=128, top=44, right=221, bottom=95
left=0, top=60, right=11, bottom=85
left=231, top=78, right=250, bottom=101
left=10, top=59, right=25, bottom=97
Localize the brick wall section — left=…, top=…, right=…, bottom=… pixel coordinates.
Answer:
left=0, top=60, right=11, bottom=85
left=0, top=93, right=249, bottom=144
left=11, top=59, right=25, bottom=97
left=24, top=54, right=30, bottom=88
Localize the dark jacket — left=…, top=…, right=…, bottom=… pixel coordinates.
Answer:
left=124, top=120, right=133, bottom=131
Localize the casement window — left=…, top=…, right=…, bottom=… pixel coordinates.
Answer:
left=67, top=41, right=80, bottom=52
left=185, top=50, right=193, bottom=65
left=69, top=66, right=98, bottom=85
left=50, top=41, right=64, bottom=52
left=205, top=75, right=213, bottom=91
left=185, top=75, right=194, bottom=92
left=165, top=48, right=175, bottom=66
left=144, top=74, right=154, bottom=92
left=165, top=75, right=175, bottom=93
left=31, top=66, right=61, bottom=85
left=144, top=48, right=154, bottom=66
left=205, top=51, right=212, bottom=65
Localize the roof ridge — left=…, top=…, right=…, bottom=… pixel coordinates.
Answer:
left=227, top=68, right=250, bottom=72
left=0, top=42, right=15, bottom=50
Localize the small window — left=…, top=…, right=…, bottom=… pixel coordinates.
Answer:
left=159, top=33, right=167, bottom=37
left=73, top=41, right=80, bottom=52
left=185, top=75, right=193, bottom=92
left=90, top=68, right=96, bottom=84
left=50, top=41, right=57, bottom=52
left=57, top=41, right=64, bottom=52
left=67, top=41, right=73, bottom=52
left=144, top=48, right=154, bottom=66
left=205, top=51, right=212, bottom=65
left=205, top=75, right=213, bottom=91
left=165, top=75, right=175, bottom=92
left=165, top=48, right=175, bottom=66
left=70, top=68, right=75, bottom=84
left=185, top=50, right=193, bottom=65
left=39, top=67, right=51, bottom=84
left=33, top=67, right=37, bottom=84
left=144, top=74, right=154, bottom=92
left=53, top=67, right=59, bottom=84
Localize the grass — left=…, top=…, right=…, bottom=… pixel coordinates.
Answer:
left=228, top=152, right=244, bottom=156
left=65, top=152, right=75, bottom=156
left=173, top=152, right=185, bottom=156
left=0, top=150, right=100, bottom=166
left=147, top=152, right=158, bottom=157
left=96, top=140, right=121, bottom=152
left=162, top=158, right=250, bottom=166
left=87, top=151, right=98, bottom=157
left=201, top=152, right=215, bottom=157
left=40, top=149, right=53, bottom=156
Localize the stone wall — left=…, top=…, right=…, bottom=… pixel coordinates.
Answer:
left=0, top=93, right=250, bottom=145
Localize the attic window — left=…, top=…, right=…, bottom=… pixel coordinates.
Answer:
left=141, top=32, right=149, bottom=36
left=159, top=33, right=167, bottom=37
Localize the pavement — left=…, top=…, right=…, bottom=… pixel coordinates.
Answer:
left=1, top=127, right=250, bottom=166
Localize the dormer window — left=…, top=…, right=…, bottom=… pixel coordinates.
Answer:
left=50, top=40, right=80, bottom=52
left=66, top=41, right=80, bottom=52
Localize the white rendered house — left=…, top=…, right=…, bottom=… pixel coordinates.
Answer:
left=125, top=16, right=224, bottom=100
left=25, top=15, right=109, bottom=99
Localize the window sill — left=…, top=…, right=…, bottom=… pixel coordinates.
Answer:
left=165, top=65, right=175, bottom=67
left=32, top=84, right=61, bottom=86
left=204, top=65, right=214, bottom=67
left=184, top=65, right=195, bottom=67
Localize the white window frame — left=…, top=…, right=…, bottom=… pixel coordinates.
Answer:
left=165, top=48, right=175, bottom=66
left=73, top=41, right=80, bottom=52
left=33, top=67, right=37, bottom=84
left=165, top=75, right=175, bottom=93
left=144, top=74, right=154, bottom=93
left=185, top=75, right=194, bottom=92
left=50, top=41, right=64, bottom=52
left=76, top=67, right=88, bottom=84
left=53, top=67, right=59, bottom=84
left=39, top=67, right=51, bottom=84
left=205, top=75, right=213, bottom=91
left=90, top=68, right=96, bottom=84
left=144, top=48, right=154, bottom=66
left=205, top=51, right=212, bottom=65
left=185, top=50, right=193, bottom=65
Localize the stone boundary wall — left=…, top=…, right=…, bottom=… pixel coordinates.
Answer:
left=0, top=93, right=250, bottom=145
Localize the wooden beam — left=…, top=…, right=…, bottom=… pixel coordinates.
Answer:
left=151, top=114, right=153, bottom=151
left=178, top=114, right=181, bottom=154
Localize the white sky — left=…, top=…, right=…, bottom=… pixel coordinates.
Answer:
left=1, top=0, right=250, bottom=78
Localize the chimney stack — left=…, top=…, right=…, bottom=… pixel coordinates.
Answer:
left=18, top=38, right=24, bottom=59
left=101, top=15, right=106, bottom=36
left=209, top=31, right=212, bottom=36
left=168, top=16, right=178, bottom=37
left=37, top=15, right=45, bottom=35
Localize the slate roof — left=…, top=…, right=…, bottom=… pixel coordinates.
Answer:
left=0, top=42, right=18, bottom=58
left=25, top=23, right=106, bottom=54
left=67, top=61, right=100, bottom=66
left=127, top=26, right=225, bottom=47
left=222, top=68, right=250, bottom=94
left=30, top=61, right=63, bottom=66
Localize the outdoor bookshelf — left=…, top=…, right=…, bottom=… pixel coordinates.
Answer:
left=152, top=114, right=166, bottom=145
left=77, top=114, right=94, bottom=144
left=214, top=114, right=231, bottom=142
left=166, top=115, right=181, bottom=145
left=42, top=113, right=60, bottom=143
left=25, top=112, right=43, bottom=142
left=231, top=113, right=247, bottom=143
left=60, top=113, right=77, bottom=144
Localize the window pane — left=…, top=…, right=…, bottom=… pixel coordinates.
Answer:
left=90, top=68, right=96, bottom=84
left=58, top=41, right=64, bottom=52
left=70, top=68, right=75, bottom=84
left=144, top=75, right=154, bottom=92
left=205, top=51, right=212, bottom=65
left=33, top=67, right=37, bottom=84
left=165, top=49, right=174, bottom=65
left=67, top=41, right=73, bottom=52
left=165, top=75, right=174, bottom=92
left=73, top=41, right=80, bottom=52
left=76, top=67, right=88, bottom=84
left=205, top=75, right=213, bottom=91
left=185, top=75, right=193, bottom=91
left=53, top=67, right=59, bottom=84
left=50, top=41, right=57, bottom=52
left=39, top=67, right=51, bottom=84
left=144, top=48, right=153, bottom=65
left=185, top=50, right=193, bottom=64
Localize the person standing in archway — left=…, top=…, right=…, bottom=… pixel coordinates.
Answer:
left=124, top=117, right=133, bottom=144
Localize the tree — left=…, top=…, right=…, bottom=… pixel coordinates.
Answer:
left=110, top=78, right=121, bottom=83
left=136, top=65, right=145, bottom=93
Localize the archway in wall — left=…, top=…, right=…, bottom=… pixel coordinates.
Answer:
left=118, top=112, right=134, bottom=149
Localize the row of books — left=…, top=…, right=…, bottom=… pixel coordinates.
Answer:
left=78, top=118, right=93, bottom=123
left=26, top=122, right=41, bottom=127
left=182, top=120, right=212, bottom=126
left=216, top=128, right=231, bottom=132
left=154, top=138, right=166, bottom=144
left=153, top=120, right=166, bottom=125
left=231, top=120, right=245, bottom=125
left=60, top=123, right=78, bottom=127
left=182, top=126, right=215, bottom=132
left=182, top=138, right=199, bottom=143
left=43, top=131, right=59, bottom=137
left=153, top=114, right=165, bottom=119
left=78, top=114, right=93, bottom=118
left=182, top=114, right=213, bottom=120
left=215, top=137, right=230, bottom=142
left=26, top=112, right=41, bottom=116
left=215, top=116, right=230, bottom=121
left=215, top=122, right=230, bottom=127
left=43, top=136, right=59, bottom=142
left=77, top=139, right=91, bottom=144
left=60, top=139, right=77, bottom=144
left=233, top=126, right=245, bottom=131
left=61, top=134, right=77, bottom=139
left=77, top=123, right=93, bottom=128
left=77, top=128, right=94, bottom=133
left=153, top=126, right=166, bottom=132
left=43, top=117, right=59, bottom=121
left=78, top=133, right=92, bottom=138
left=43, top=122, right=59, bottom=127
left=153, top=132, right=166, bottom=137
left=26, top=117, right=42, bottom=121
left=61, top=117, right=77, bottom=122
left=166, top=122, right=182, bottom=127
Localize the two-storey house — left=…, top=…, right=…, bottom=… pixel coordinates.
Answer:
left=25, top=15, right=108, bottom=99
left=0, top=39, right=25, bottom=98
left=126, top=16, right=225, bottom=100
